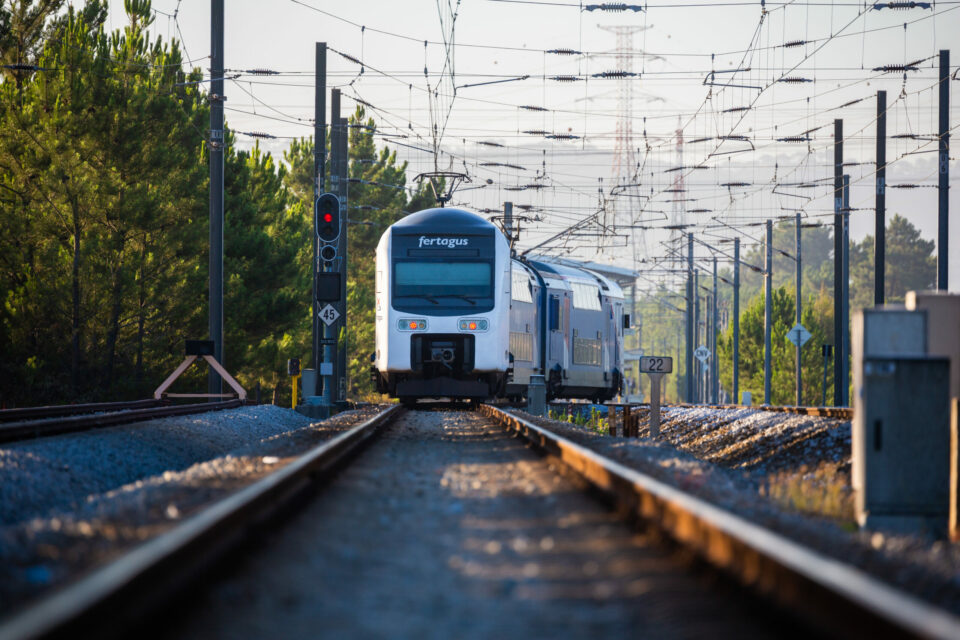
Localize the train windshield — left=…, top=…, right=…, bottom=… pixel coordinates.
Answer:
left=394, top=261, right=492, bottom=300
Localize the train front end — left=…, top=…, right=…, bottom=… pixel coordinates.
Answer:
left=372, top=208, right=510, bottom=401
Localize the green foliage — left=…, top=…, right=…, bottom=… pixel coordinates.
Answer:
left=718, top=287, right=834, bottom=405
left=548, top=406, right=609, bottom=433
left=0, top=1, right=211, bottom=403
left=223, top=141, right=312, bottom=396
left=849, top=214, right=937, bottom=311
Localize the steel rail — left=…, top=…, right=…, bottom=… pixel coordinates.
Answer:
left=0, top=404, right=403, bottom=640
left=0, top=399, right=164, bottom=423
left=0, top=400, right=243, bottom=444
left=479, top=403, right=959, bottom=640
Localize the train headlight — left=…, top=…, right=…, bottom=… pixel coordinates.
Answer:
left=398, top=319, right=427, bottom=331
left=458, top=318, right=488, bottom=332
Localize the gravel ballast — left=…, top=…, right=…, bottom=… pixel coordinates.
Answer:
left=0, top=404, right=383, bottom=616
left=521, top=405, right=960, bottom=615
left=0, top=404, right=316, bottom=526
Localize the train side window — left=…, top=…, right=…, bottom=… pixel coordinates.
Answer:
left=511, top=268, right=533, bottom=303
left=549, top=295, right=560, bottom=331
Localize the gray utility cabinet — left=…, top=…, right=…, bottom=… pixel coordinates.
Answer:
left=851, top=307, right=927, bottom=507
left=854, top=356, right=950, bottom=533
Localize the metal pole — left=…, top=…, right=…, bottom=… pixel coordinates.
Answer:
left=938, top=49, right=950, bottom=290
left=632, top=282, right=639, bottom=395
left=764, top=219, right=772, bottom=405
left=334, top=93, right=349, bottom=404
left=686, top=233, right=694, bottom=403
left=504, top=201, right=514, bottom=250
left=694, top=269, right=700, bottom=403
left=875, top=90, right=886, bottom=305
left=833, top=119, right=843, bottom=406
left=842, top=175, right=851, bottom=407
left=712, top=256, right=718, bottom=404
left=822, top=348, right=828, bottom=407
left=313, top=43, right=327, bottom=397
left=676, top=320, right=682, bottom=402
left=208, top=0, right=224, bottom=397
left=796, top=212, right=802, bottom=406
left=733, top=237, right=740, bottom=404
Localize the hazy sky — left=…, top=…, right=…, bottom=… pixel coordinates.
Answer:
left=105, top=0, right=960, bottom=289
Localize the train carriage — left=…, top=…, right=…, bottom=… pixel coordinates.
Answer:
left=526, top=259, right=625, bottom=402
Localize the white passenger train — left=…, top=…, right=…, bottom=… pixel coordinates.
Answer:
left=372, top=207, right=626, bottom=402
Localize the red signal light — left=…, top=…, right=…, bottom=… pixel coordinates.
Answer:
left=323, top=213, right=333, bottom=223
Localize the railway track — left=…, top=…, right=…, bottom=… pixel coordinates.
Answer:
left=0, top=400, right=243, bottom=444
left=0, top=404, right=955, bottom=639
left=0, top=399, right=164, bottom=422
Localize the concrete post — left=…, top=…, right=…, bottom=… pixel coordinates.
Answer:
left=938, top=49, right=950, bottom=290
left=733, top=237, right=740, bottom=403
left=833, top=119, right=843, bottom=406
left=649, top=372, right=663, bottom=438
left=796, top=212, right=802, bottom=406
left=764, top=220, right=773, bottom=405
left=686, top=234, right=694, bottom=402
left=712, top=257, right=718, bottom=404
left=842, top=175, right=851, bottom=406
left=875, top=90, right=886, bottom=305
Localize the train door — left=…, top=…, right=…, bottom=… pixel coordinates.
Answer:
left=605, top=299, right=620, bottom=374
left=548, top=294, right=563, bottom=360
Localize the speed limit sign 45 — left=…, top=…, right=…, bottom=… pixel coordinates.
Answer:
left=639, top=356, right=673, bottom=374
left=319, top=303, right=341, bottom=326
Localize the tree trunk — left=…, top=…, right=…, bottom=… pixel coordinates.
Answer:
left=70, top=199, right=81, bottom=397
left=135, top=239, right=147, bottom=387
left=104, top=231, right=126, bottom=390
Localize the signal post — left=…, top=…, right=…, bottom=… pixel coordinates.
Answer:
left=316, top=193, right=343, bottom=409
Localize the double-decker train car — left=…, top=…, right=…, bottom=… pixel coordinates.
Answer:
left=507, top=258, right=625, bottom=402
left=371, top=207, right=625, bottom=403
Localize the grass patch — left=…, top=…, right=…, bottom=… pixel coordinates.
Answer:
left=759, top=462, right=854, bottom=522
left=549, top=406, right=609, bottom=435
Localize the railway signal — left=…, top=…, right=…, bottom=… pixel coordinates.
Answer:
left=316, top=192, right=341, bottom=246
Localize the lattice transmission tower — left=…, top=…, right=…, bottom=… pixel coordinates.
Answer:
left=597, top=24, right=649, bottom=254
left=670, top=116, right=686, bottom=244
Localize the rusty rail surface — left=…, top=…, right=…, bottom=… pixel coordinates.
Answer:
left=480, top=403, right=957, bottom=640
left=0, top=404, right=403, bottom=640
left=0, top=400, right=243, bottom=444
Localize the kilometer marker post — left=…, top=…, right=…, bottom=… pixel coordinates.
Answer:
left=640, top=356, right=672, bottom=438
